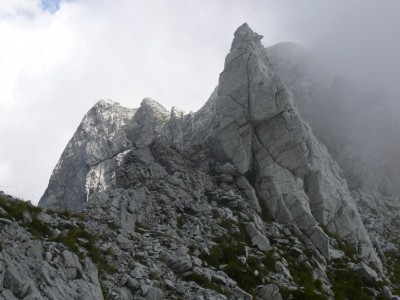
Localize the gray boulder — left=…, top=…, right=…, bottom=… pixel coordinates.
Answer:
left=353, top=262, right=378, bottom=282
left=257, top=284, right=283, bottom=300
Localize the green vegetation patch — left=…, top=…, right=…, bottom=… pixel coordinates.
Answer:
left=387, top=252, right=400, bottom=294
left=28, top=214, right=53, bottom=237
left=55, top=226, right=116, bottom=275
left=0, top=196, right=41, bottom=221
left=204, top=190, right=216, bottom=203
left=220, top=218, right=235, bottom=230
left=327, top=268, right=382, bottom=300
left=200, top=233, right=276, bottom=294
left=177, top=214, right=187, bottom=229
left=0, top=196, right=54, bottom=238
left=281, top=250, right=327, bottom=299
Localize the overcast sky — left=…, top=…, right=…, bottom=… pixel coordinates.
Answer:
left=1, top=0, right=399, bottom=204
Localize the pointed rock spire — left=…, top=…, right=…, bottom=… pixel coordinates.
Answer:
left=231, top=23, right=264, bottom=50
left=212, top=23, right=380, bottom=264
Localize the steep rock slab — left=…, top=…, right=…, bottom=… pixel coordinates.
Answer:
left=211, top=23, right=378, bottom=263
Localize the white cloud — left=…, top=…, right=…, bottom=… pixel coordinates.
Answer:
left=0, top=0, right=41, bottom=18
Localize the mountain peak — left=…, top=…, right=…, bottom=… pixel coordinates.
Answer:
left=234, top=23, right=252, bottom=35
left=231, top=23, right=263, bottom=50
left=94, top=98, right=118, bottom=106
left=91, top=99, right=122, bottom=111
left=141, top=97, right=160, bottom=106
left=34, top=24, right=394, bottom=299
left=138, top=97, right=169, bottom=122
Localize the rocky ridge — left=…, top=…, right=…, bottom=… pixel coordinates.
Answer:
left=40, top=23, right=379, bottom=266
left=0, top=24, right=398, bottom=299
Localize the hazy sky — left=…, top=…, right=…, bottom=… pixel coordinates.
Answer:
left=1, top=0, right=399, bottom=204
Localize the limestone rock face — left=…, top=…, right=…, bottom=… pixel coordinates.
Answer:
left=39, top=100, right=135, bottom=211
left=210, top=24, right=378, bottom=264
left=40, top=23, right=379, bottom=267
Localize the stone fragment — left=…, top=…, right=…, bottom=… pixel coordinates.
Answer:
left=0, top=218, right=12, bottom=225
left=3, top=267, right=30, bottom=298
left=275, top=262, right=292, bottom=279
left=130, top=263, right=148, bottom=279
left=160, top=252, right=192, bottom=273
left=126, top=277, right=140, bottom=291
left=329, top=247, right=345, bottom=260
left=1, top=290, right=18, bottom=300
left=164, top=279, right=175, bottom=290
left=353, top=262, right=378, bottom=282
left=246, top=223, right=271, bottom=251
left=145, top=287, right=163, bottom=300
left=257, top=284, right=283, bottom=300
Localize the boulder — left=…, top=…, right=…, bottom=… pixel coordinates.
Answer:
left=257, top=284, right=283, bottom=300
left=353, top=262, right=378, bottom=282
left=246, top=223, right=271, bottom=251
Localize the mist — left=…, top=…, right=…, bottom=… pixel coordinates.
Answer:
left=0, top=0, right=399, bottom=204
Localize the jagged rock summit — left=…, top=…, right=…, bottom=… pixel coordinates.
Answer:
left=40, top=23, right=378, bottom=264
left=23, top=23, right=400, bottom=299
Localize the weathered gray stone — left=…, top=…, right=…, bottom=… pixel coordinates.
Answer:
left=175, top=282, right=186, bottom=295
left=1, top=290, right=18, bottom=300
left=275, top=261, right=292, bottom=279
left=382, top=286, right=392, bottom=300
left=37, top=213, right=53, bottom=224
left=160, top=252, right=192, bottom=273
left=0, top=218, right=12, bottom=225
left=257, top=284, right=283, bottom=300
left=353, top=262, right=378, bottom=282
left=246, top=223, right=271, bottom=251
left=126, top=277, right=140, bottom=291
left=164, top=279, right=175, bottom=290
left=3, top=267, right=30, bottom=298
left=383, top=242, right=398, bottom=253
left=329, top=247, right=345, bottom=260
left=61, top=250, right=81, bottom=269
left=130, top=263, right=148, bottom=279
left=145, top=287, right=163, bottom=300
